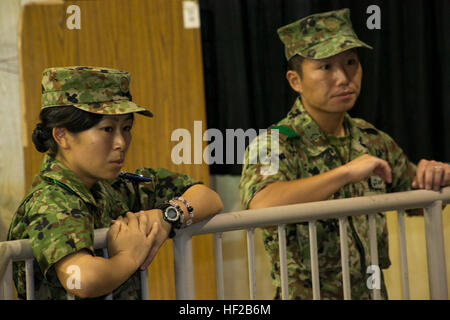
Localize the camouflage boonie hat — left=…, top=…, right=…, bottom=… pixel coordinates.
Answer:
left=278, top=8, right=372, bottom=60
left=41, top=66, right=153, bottom=117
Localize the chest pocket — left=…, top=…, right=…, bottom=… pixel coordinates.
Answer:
left=302, top=147, right=340, bottom=178
left=360, top=175, right=387, bottom=196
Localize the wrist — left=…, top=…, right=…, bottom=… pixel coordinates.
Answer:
left=336, top=164, right=351, bottom=185
left=157, top=209, right=172, bottom=234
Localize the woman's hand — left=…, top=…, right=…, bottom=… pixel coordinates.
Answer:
left=107, top=212, right=159, bottom=271
left=134, top=209, right=171, bottom=270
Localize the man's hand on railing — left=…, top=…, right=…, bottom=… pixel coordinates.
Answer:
left=249, top=154, right=393, bottom=209
left=412, top=159, right=450, bottom=191
left=343, top=154, right=392, bottom=184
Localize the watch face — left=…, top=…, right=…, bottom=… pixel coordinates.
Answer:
left=166, top=207, right=179, bottom=221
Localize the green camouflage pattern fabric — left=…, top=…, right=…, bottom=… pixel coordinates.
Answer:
left=41, top=66, right=153, bottom=117
left=239, top=97, right=417, bottom=300
left=277, top=8, right=372, bottom=60
left=7, top=155, right=200, bottom=300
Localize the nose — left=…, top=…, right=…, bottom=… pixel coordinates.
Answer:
left=334, top=66, right=350, bottom=86
left=113, top=130, right=127, bottom=151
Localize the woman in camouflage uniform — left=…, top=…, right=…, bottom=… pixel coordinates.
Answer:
left=8, top=66, right=223, bottom=299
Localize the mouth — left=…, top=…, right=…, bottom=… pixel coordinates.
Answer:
left=332, top=91, right=355, bottom=99
left=110, top=159, right=124, bottom=167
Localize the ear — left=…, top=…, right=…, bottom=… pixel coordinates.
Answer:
left=286, top=70, right=303, bottom=94
left=52, top=127, right=70, bottom=150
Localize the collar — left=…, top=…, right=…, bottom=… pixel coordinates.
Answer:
left=278, top=97, right=356, bottom=156
left=39, top=154, right=97, bottom=206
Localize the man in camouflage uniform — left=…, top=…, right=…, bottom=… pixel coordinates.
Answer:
left=7, top=66, right=222, bottom=299
left=239, top=9, right=450, bottom=299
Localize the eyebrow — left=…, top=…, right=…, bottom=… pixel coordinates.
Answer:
left=104, top=114, right=134, bottom=122
left=342, top=49, right=358, bottom=57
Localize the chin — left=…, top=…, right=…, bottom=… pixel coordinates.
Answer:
left=101, top=170, right=121, bottom=181
left=331, top=101, right=356, bottom=112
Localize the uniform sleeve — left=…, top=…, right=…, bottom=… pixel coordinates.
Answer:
left=24, top=186, right=94, bottom=278
left=379, top=131, right=417, bottom=193
left=239, top=130, right=302, bottom=209
left=378, top=131, right=424, bottom=216
left=113, top=168, right=203, bottom=211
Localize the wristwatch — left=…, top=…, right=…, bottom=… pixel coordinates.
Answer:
left=159, top=201, right=183, bottom=238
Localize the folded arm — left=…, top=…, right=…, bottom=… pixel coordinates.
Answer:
left=55, top=213, right=158, bottom=298
left=249, top=154, right=391, bottom=209
left=136, top=184, right=223, bottom=269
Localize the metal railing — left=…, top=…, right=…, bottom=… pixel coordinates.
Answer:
left=174, top=187, right=450, bottom=300
left=0, top=228, right=149, bottom=300
left=1, top=187, right=449, bottom=300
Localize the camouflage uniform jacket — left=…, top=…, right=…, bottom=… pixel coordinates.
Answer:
left=7, top=155, right=200, bottom=300
left=239, top=98, right=417, bottom=300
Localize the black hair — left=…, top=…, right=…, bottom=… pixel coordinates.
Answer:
left=287, top=54, right=304, bottom=78
left=32, top=106, right=104, bottom=154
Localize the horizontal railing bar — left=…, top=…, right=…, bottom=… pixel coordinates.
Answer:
left=1, top=188, right=449, bottom=267
left=184, top=188, right=450, bottom=237
left=1, top=228, right=109, bottom=263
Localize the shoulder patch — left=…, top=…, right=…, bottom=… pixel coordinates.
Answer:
left=271, top=125, right=300, bottom=139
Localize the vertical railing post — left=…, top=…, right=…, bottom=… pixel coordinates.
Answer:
left=278, top=224, right=289, bottom=300
left=140, top=270, right=149, bottom=300
left=338, top=217, right=351, bottom=300
left=173, top=232, right=195, bottom=299
left=246, top=228, right=256, bottom=300
left=423, top=200, right=448, bottom=299
left=397, top=209, right=410, bottom=300
left=214, top=233, right=225, bottom=300
left=2, top=260, right=14, bottom=300
left=25, top=259, right=35, bottom=300
left=309, top=220, right=321, bottom=300
left=368, top=214, right=381, bottom=300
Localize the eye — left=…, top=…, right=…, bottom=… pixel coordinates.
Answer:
left=102, top=126, right=114, bottom=133
left=319, top=64, right=330, bottom=70
left=346, top=58, right=358, bottom=66
left=123, top=125, right=132, bottom=132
